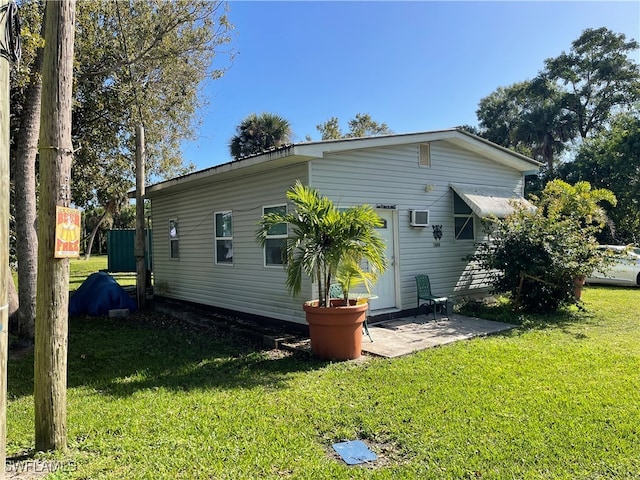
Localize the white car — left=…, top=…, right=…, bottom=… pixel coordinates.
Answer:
left=587, top=245, right=640, bottom=287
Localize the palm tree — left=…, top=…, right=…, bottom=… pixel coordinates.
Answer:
left=539, top=179, right=617, bottom=227
left=256, top=181, right=386, bottom=307
left=229, top=113, right=292, bottom=160
left=514, top=78, right=577, bottom=173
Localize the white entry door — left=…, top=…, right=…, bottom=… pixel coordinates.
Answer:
left=368, top=210, right=397, bottom=310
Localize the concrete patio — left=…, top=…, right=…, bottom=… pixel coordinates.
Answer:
left=278, top=313, right=517, bottom=359
left=361, top=313, right=517, bottom=358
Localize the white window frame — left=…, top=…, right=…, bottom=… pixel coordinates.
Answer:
left=169, top=218, right=179, bottom=259
left=453, top=192, right=475, bottom=241
left=214, top=211, right=233, bottom=265
left=262, top=204, right=287, bottom=267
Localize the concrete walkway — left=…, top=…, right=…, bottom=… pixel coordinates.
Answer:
left=361, top=314, right=517, bottom=358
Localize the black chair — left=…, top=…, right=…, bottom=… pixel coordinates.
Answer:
left=415, top=275, right=448, bottom=320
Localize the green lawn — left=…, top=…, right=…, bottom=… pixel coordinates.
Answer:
left=69, top=256, right=136, bottom=291
left=6, top=285, right=640, bottom=479
left=13, top=256, right=136, bottom=292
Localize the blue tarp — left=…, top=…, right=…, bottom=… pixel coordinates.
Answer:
left=69, top=272, right=137, bottom=316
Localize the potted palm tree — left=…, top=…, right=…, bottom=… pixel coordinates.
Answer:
left=257, top=181, right=386, bottom=360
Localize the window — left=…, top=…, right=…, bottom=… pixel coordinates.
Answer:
left=169, top=219, right=179, bottom=259
left=419, top=143, right=431, bottom=167
left=263, top=205, right=287, bottom=266
left=454, top=192, right=474, bottom=240
left=215, top=211, right=233, bottom=264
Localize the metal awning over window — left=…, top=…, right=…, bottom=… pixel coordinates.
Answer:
left=450, top=183, right=535, bottom=218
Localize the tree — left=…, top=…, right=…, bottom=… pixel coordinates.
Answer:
left=10, top=0, right=234, bottom=236
left=229, top=112, right=292, bottom=159
left=544, top=27, right=640, bottom=139
left=34, top=0, right=75, bottom=452
left=315, top=116, right=341, bottom=140
left=9, top=0, right=234, bottom=343
left=536, top=179, right=616, bottom=227
left=83, top=192, right=129, bottom=260
left=72, top=0, right=233, bottom=206
left=475, top=27, right=639, bottom=177
left=316, top=113, right=392, bottom=140
left=558, top=111, right=640, bottom=244
left=472, top=180, right=616, bottom=313
left=11, top=0, right=45, bottom=341
left=476, top=79, right=576, bottom=171
left=256, top=181, right=386, bottom=308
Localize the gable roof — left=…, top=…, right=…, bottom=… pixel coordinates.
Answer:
left=145, top=128, right=541, bottom=198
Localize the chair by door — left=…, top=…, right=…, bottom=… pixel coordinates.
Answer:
left=415, top=275, right=448, bottom=320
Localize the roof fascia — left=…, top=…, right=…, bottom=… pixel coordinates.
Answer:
left=145, top=147, right=315, bottom=197
left=294, top=129, right=461, bottom=157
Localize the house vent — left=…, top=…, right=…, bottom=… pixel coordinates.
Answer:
left=410, top=210, right=429, bottom=227
left=419, top=143, right=431, bottom=167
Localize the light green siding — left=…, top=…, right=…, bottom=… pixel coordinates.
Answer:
left=151, top=163, right=310, bottom=323
left=148, top=133, right=535, bottom=323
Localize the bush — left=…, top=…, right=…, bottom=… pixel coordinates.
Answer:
left=472, top=180, right=614, bottom=313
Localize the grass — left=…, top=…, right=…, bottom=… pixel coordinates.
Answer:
left=69, top=256, right=136, bottom=291
left=13, top=256, right=136, bottom=292
left=6, top=277, right=640, bottom=478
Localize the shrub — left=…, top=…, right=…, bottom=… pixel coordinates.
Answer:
left=472, top=180, right=615, bottom=313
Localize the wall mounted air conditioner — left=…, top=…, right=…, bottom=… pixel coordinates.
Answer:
left=409, top=210, right=429, bottom=227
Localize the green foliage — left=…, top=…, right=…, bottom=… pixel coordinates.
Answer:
left=333, top=257, right=378, bottom=302
left=472, top=180, right=615, bottom=312
left=537, top=179, right=616, bottom=225
left=256, top=181, right=386, bottom=307
left=475, top=27, right=639, bottom=172
left=544, top=27, right=640, bottom=139
left=12, top=0, right=235, bottom=212
left=229, top=112, right=292, bottom=159
left=559, top=111, right=640, bottom=244
left=315, top=113, right=392, bottom=140
left=315, top=116, right=342, bottom=140
left=477, top=79, right=577, bottom=170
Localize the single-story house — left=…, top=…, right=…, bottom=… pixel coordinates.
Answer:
left=145, top=128, right=541, bottom=325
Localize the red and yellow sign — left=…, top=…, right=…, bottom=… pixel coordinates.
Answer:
left=55, top=206, right=81, bottom=258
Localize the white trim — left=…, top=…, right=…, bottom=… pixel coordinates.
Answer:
left=214, top=210, right=234, bottom=265
left=0, top=304, right=8, bottom=311
left=262, top=204, right=287, bottom=268
left=169, top=218, right=179, bottom=260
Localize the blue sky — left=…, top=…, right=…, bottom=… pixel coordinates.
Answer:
left=181, top=1, right=640, bottom=170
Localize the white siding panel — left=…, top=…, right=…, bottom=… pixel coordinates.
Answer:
left=310, top=140, right=526, bottom=311
left=150, top=138, right=530, bottom=324
left=151, top=163, right=311, bottom=324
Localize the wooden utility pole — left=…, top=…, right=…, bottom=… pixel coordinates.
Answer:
left=34, top=0, right=76, bottom=452
left=135, top=123, right=146, bottom=308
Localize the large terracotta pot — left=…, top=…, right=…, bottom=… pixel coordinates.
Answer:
left=303, top=299, right=368, bottom=361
